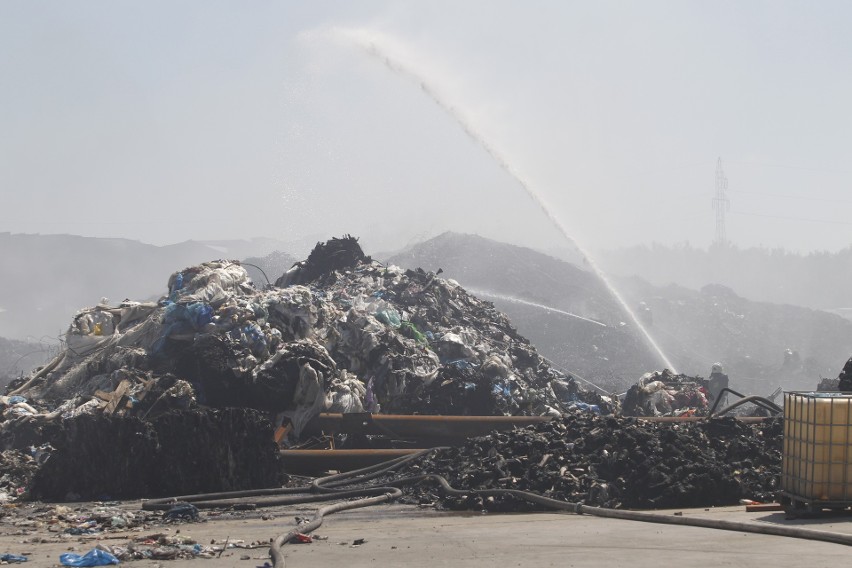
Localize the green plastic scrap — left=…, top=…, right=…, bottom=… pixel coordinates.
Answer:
left=400, top=321, right=428, bottom=344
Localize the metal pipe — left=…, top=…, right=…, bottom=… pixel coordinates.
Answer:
left=280, top=448, right=423, bottom=474
left=308, top=413, right=552, bottom=439
left=637, top=416, right=770, bottom=423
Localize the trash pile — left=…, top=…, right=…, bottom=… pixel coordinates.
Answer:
left=10, top=236, right=609, bottom=432
left=621, top=369, right=711, bottom=417
left=400, top=412, right=782, bottom=511
left=2, top=236, right=613, bottom=499
left=838, top=356, right=852, bottom=391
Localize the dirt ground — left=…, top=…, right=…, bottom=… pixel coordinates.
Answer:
left=1, top=501, right=851, bottom=567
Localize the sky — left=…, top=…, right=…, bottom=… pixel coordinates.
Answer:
left=2, top=0, right=852, bottom=256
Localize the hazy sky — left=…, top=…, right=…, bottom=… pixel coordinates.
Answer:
left=2, top=1, right=852, bottom=255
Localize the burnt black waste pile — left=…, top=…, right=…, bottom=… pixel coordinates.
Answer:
left=29, top=408, right=282, bottom=501
left=398, top=413, right=782, bottom=511
left=0, top=408, right=282, bottom=501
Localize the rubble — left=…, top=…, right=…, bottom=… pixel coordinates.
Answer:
left=399, top=412, right=782, bottom=511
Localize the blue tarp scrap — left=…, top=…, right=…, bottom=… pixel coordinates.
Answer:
left=59, top=549, right=120, bottom=566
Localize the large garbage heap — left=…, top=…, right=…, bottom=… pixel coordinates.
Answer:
left=1, top=236, right=612, bottom=500
left=12, top=236, right=609, bottom=424
left=399, top=413, right=782, bottom=511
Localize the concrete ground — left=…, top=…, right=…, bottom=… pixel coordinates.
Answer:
left=1, top=503, right=851, bottom=567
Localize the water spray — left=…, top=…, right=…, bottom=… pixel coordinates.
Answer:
left=469, top=288, right=607, bottom=328
left=331, top=27, right=677, bottom=373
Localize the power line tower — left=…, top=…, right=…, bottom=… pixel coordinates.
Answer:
left=712, top=157, right=730, bottom=244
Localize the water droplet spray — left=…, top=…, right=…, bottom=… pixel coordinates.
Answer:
left=331, top=28, right=677, bottom=373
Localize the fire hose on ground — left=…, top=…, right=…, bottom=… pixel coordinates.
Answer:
left=143, top=448, right=852, bottom=568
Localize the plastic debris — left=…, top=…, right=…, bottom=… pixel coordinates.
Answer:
left=59, top=549, right=120, bottom=566
left=289, top=533, right=312, bottom=544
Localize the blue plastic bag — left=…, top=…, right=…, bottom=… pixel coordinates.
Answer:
left=570, top=401, right=602, bottom=415
left=186, top=302, right=213, bottom=329
left=59, top=549, right=120, bottom=566
left=0, top=554, right=27, bottom=563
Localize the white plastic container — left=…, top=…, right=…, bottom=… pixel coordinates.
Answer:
left=782, top=391, right=852, bottom=502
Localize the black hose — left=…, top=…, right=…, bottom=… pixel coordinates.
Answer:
left=142, top=450, right=434, bottom=512
left=575, top=505, right=852, bottom=547
left=708, top=387, right=782, bottom=416
left=711, top=395, right=782, bottom=417
left=269, top=490, right=401, bottom=568
left=239, top=262, right=272, bottom=287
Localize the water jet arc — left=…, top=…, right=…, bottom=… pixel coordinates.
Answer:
left=340, top=30, right=676, bottom=373
left=469, top=289, right=607, bottom=328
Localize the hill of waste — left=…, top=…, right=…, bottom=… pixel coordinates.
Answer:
left=10, top=236, right=609, bottom=431
left=0, top=236, right=805, bottom=507
left=0, top=236, right=613, bottom=500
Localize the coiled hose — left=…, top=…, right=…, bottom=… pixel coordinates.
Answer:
left=143, top=448, right=852, bottom=568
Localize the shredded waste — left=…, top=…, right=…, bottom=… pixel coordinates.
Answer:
left=399, top=414, right=782, bottom=510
